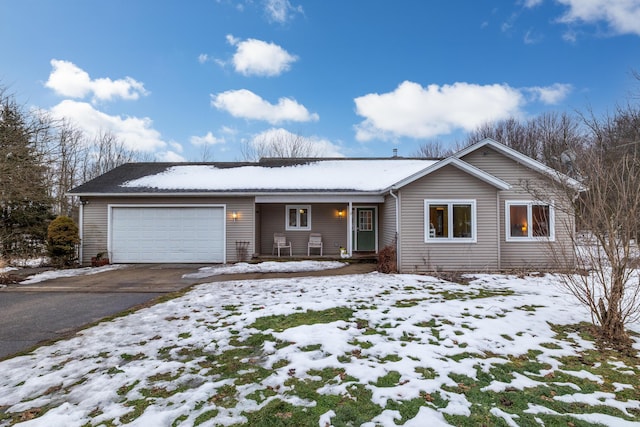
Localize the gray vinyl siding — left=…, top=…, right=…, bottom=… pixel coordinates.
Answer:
left=461, top=147, right=575, bottom=269
left=380, top=194, right=397, bottom=249
left=258, top=203, right=349, bottom=256
left=397, top=165, right=500, bottom=273
left=79, top=196, right=254, bottom=265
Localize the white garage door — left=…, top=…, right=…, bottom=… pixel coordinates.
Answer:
left=110, top=206, right=225, bottom=263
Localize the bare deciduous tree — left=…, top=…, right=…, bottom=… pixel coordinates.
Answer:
left=81, top=130, right=141, bottom=181
left=557, top=149, right=640, bottom=349
left=412, top=139, right=460, bottom=158
left=241, top=130, right=324, bottom=161
left=467, top=112, right=585, bottom=173
left=528, top=101, right=640, bottom=350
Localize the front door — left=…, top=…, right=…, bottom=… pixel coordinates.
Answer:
left=354, top=207, right=376, bottom=251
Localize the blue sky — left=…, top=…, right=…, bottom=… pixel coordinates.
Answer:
left=1, top=1, right=639, bottom=162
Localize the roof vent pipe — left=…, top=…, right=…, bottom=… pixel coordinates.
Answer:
left=392, top=148, right=398, bottom=158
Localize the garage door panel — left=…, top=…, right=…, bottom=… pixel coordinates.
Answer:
left=111, top=207, right=224, bottom=263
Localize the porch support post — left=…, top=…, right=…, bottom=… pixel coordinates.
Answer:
left=347, top=201, right=353, bottom=256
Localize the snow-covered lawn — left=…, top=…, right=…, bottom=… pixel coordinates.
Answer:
left=1, top=271, right=640, bottom=426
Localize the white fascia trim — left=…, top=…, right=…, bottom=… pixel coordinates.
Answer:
left=390, top=157, right=510, bottom=191
left=255, top=194, right=384, bottom=203
left=454, top=138, right=584, bottom=190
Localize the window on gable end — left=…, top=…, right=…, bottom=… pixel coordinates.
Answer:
left=506, top=201, right=554, bottom=241
left=424, top=200, right=476, bottom=243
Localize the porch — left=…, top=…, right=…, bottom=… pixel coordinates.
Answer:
left=252, top=201, right=385, bottom=259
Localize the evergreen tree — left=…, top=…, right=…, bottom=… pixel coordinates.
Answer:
left=0, top=91, right=53, bottom=260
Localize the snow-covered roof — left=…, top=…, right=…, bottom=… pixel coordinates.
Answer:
left=119, top=159, right=438, bottom=192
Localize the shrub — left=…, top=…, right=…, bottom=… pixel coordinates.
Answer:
left=377, top=243, right=397, bottom=273
left=47, top=216, right=80, bottom=267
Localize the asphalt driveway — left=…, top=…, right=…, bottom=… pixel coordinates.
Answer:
left=0, top=264, right=207, bottom=360
left=0, top=262, right=376, bottom=360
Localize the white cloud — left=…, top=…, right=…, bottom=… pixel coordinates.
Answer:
left=556, top=0, right=640, bottom=36
left=190, top=131, right=225, bottom=146
left=524, top=0, right=544, bottom=7
left=526, top=83, right=573, bottom=104
left=264, top=0, right=303, bottom=23
left=198, top=54, right=210, bottom=64
left=353, top=81, right=525, bottom=142
left=155, top=150, right=186, bottom=162
left=211, top=89, right=319, bottom=124
left=49, top=100, right=168, bottom=152
left=226, top=35, right=297, bottom=76
left=250, top=128, right=344, bottom=157
left=524, top=29, right=544, bottom=44
left=45, top=59, right=148, bottom=102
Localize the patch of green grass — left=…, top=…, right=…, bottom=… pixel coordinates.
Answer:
left=243, top=380, right=381, bottom=427
left=415, top=318, right=439, bottom=328
left=272, top=359, right=290, bottom=369
left=120, top=399, right=152, bottom=424
left=171, top=414, right=188, bottom=427
left=516, top=304, right=545, bottom=312
left=177, top=332, right=191, bottom=339
left=371, top=371, right=402, bottom=387
left=250, top=307, right=353, bottom=332
left=540, top=342, right=563, bottom=349
left=148, top=369, right=184, bottom=382
left=393, top=298, right=429, bottom=308
left=349, top=339, right=373, bottom=349
left=385, top=391, right=448, bottom=424
left=449, top=352, right=484, bottom=362
left=433, top=325, right=640, bottom=426
left=473, top=288, right=515, bottom=299
left=209, top=384, right=238, bottom=408
left=194, top=409, right=219, bottom=426
left=300, top=344, right=322, bottom=352
left=400, top=331, right=420, bottom=342
left=140, top=386, right=174, bottom=399
left=415, top=366, right=437, bottom=379
left=119, top=352, right=146, bottom=362
left=246, top=387, right=278, bottom=404
left=117, top=380, right=140, bottom=396
left=378, top=354, right=402, bottom=363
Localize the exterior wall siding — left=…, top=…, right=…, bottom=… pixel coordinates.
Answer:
left=462, top=147, right=575, bottom=269
left=380, top=194, right=397, bottom=249
left=79, top=196, right=254, bottom=265
left=259, top=203, right=349, bottom=256
left=398, top=165, right=500, bottom=273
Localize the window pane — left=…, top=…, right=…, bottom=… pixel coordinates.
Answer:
left=429, top=204, right=448, bottom=238
left=532, top=205, right=550, bottom=237
left=288, top=208, right=297, bottom=227
left=299, top=208, right=308, bottom=228
left=359, top=210, right=372, bottom=231
left=509, top=205, right=528, bottom=237
left=452, top=204, right=472, bottom=238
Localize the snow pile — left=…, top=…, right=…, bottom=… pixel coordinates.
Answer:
left=19, top=264, right=127, bottom=285
left=182, top=260, right=346, bottom=278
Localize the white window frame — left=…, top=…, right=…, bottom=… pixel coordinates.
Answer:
left=505, top=200, right=555, bottom=242
left=424, top=199, right=477, bottom=243
left=285, top=204, right=311, bottom=231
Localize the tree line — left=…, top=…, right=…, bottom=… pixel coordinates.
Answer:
left=0, top=86, right=145, bottom=261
